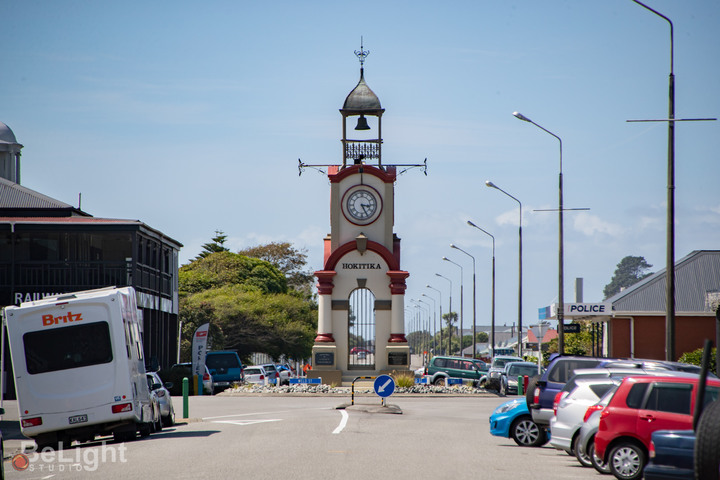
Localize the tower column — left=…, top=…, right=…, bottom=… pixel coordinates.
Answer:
left=388, top=270, right=409, bottom=342
left=314, top=271, right=336, bottom=342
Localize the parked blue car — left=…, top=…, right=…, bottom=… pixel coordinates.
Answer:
left=489, top=398, right=549, bottom=447
left=643, top=430, right=695, bottom=480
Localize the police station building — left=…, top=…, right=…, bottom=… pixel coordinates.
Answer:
left=0, top=121, right=182, bottom=398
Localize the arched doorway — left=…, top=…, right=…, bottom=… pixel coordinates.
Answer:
left=348, top=288, right=375, bottom=369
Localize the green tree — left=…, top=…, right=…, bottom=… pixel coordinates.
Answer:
left=178, top=250, right=317, bottom=363
left=181, top=285, right=316, bottom=361
left=545, top=321, right=594, bottom=356
left=238, top=242, right=314, bottom=294
left=678, top=347, right=717, bottom=372
left=194, top=230, right=230, bottom=261
left=180, top=251, right=287, bottom=295
left=603, top=256, right=653, bottom=299
left=442, top=312, right=458, bottom=355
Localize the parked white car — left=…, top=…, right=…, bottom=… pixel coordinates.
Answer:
left=244, top=366, right=269, bottom=385
left=549, top=377, right=620, bottom=454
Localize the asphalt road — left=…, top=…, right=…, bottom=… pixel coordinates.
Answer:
left=2, top=393, right=607, bottom=479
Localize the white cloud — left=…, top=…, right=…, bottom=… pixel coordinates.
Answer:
left=573, top=212, right=624, bottom=237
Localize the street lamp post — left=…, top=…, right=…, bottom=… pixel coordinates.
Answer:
left=628, top=0, right=716, bottom=360
left=421, top=293, right=437, bottom=354
left=418, top=298, right=433, bottom=359
left=511, top=112, right=564, bottom=355
left=412, top=300, right=430, bottom=360
left=630, top=0, right=676, bottom=362
left=485, top=180, right=523, bottom=358
left=442, top=257, right=464, bottom=356
left=467, top=221, right=496, bottom=360
left=451, top=244, right=476, bottom=358
left=426, top=285, right=443, bottom=354
left=435, top=273, right=453, bottom=355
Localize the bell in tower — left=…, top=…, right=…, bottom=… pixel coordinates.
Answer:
left=340, top=39, right=385, bottom=167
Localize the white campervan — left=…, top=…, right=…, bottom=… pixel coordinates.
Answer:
left=4, top=286, right=157, bottom=448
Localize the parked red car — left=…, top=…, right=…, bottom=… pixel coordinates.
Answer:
left=594, top=374, right=720, bottom=480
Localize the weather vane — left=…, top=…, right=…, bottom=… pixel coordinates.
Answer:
left=354, top=36, right=369, bottom=66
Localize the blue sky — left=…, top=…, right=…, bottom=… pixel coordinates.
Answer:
left=3, top=1, right=719, bottom=337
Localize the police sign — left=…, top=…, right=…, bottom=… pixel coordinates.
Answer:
left=551, top=302, right=611, bottom=318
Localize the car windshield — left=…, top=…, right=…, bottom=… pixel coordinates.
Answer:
left=493, top=358, right=520, bottom=368
left=206, top=353, right=240, bottom=369
left=509, top=365, right=539, bottom=377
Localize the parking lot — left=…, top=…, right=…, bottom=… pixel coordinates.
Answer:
left=2, top=393, right=607, bottom=479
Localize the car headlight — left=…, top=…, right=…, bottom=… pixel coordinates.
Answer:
left=494, top=399, right=523, bottom=414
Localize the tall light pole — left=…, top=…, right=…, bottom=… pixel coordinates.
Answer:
left=442, top=257, right=463, bottom=356
left=627, top=1, right=717, bottom=360
left=512, top=112, right=564, bottom=355
left=435, top=273, right=453, bottom=355
left=426, top=285, right=443, bottom=354
left=451, top=244, right=476, bottom=358
left=412, top=300, right=430, bottom=358
left=421, top=293, right=437, bottom=354
left=486, top=180, right=523, bottom=357
left=468, top=221, right=495, bottom=359
left=630, top=0, right=676, bottom=362
left=418, top=298, right=433, bottom=358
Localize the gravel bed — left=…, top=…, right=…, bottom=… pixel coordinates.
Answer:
left=222, top=383, right=494, bottom=395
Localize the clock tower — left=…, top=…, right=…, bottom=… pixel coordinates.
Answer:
left=308, top=43, right=411, bottom=384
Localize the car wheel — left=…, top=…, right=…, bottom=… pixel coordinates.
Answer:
left=525, top=374, right=540, bottom=405
left=433, top=377, right=446, bottom=386
left=499, top=381, right=506, bottom=396
left=510, top=415, right=546, bottom=447
left=608, top=442, right=645, bottom=480
left=695, top=399, right=720, bottom=480
left=589, top=439, right=611, bottom=474
left=163, top=406, right=175, bottom=427
left=574, top=435, right=592, bottom=468
left=154, top=407, right=163, bottom=433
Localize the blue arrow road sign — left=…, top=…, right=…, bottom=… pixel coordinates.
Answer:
left=374, top=374, right=395, bottom=398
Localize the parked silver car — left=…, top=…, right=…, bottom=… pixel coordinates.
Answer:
left=147, top=372, right=175, bottom=427
left=499, top=362, right=542, bottom=396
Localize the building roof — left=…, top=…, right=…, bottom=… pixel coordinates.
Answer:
left=0, top=216, right=182, bottom=247
left=607, top=250, right=720, bottom=314
left=341, top=68, right=384, bottom=115
left=0, top=177, right=86, bottom=213
left=0, top=122, right=19, bottom=145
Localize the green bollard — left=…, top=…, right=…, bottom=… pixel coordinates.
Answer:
left=183, top=377, right=189, bottom=419
left=518, top=376, right=524, bottom=396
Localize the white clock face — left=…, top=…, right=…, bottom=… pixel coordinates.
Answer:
left=347, top=190, right=377, bottom=220
left=342, top=186, right=382, bottom=225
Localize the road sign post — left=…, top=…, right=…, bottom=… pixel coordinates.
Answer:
left=374, top=374, right=395, bottom=405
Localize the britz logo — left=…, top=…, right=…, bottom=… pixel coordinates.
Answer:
left=196, top=331, right=208, bottom=338
left=42, top=312, right=83, bottom=326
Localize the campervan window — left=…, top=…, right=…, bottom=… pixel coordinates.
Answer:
left=23, top=322, right=114, bottom=374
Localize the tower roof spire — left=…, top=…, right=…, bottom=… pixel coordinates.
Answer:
left=354, top=36, right=369, bottom=70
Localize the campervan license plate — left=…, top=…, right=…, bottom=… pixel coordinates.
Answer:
left=69, top=414, right=88, bottom=425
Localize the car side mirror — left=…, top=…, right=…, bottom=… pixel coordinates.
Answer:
left=151, top=382, right=162, bottom=391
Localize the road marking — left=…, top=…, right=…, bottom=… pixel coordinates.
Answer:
left=202, top=407, right=329, bottom=421
left=332, top=410, right=348, bottom=434
left=212, top=419, right=282, bottom=426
